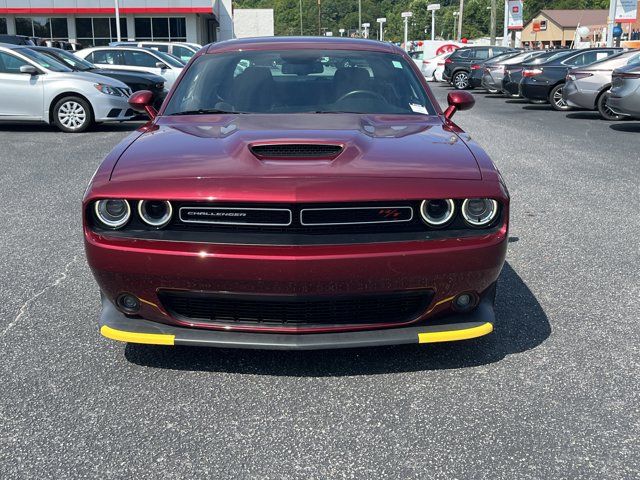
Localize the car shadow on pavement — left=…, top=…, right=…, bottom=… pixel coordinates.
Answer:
left=609, top=122, right=640, bottom=133
left=505, top=99, right=528, bottom=104
left=565, top=112, right=600, bottom=120
left=522, top=104, right=553, bottom=111
left=124, top=262, right=551, bottom=376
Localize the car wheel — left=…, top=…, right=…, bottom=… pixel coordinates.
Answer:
left=453, top=71, right=470, bottom=90
left=53, top=96, right=93, bottom=133
left=549, top=84, right=570, bottom=111
left=597, top=90, right=625, bottom=121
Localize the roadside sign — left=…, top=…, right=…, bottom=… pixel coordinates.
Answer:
left=377, top=17, right=387, bottom=23
left=615, top=0, right=638, bottom=22
left=402, top=11, right=413, bottom=18
left=508, top=0, right=524, bottom=30
left=427, top=4, right=441, bottom=11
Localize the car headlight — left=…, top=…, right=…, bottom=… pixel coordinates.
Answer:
left=138, top=200, right=173, bottom=228
left=419, top=199, right=455, bottom=227
left=94, top=199, right=131, bottom=228
left=461, top=198, right=498, bottom=227
left=94, top=83, right=124, bottom=96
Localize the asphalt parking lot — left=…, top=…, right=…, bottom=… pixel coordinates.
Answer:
left=1, top=87, right=639, bottom=479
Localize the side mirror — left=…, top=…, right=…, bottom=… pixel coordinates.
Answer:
left=444, top=91, right=475, bottom=121
left=128, top=90, right=157, bottom=119
left=155, top=61, right=168, bottom=69
left=19, top=65, right=39, bottom=75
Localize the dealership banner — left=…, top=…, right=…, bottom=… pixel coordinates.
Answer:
left=508, top=1, right=524, bottom=30
left=615, top=0, right=638, bottom=22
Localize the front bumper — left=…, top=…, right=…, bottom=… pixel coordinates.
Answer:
left=99, top=291, right=496, bottom=350
left=92, top=94, right=136, bottom=122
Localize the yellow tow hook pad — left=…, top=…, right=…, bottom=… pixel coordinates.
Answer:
left=418, top=322, right=493, bottom=344
left=100, top=325, right=175, bottom=345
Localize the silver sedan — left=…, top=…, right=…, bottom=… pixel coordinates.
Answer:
left=0, top=44, right=133, bottom=132
left=563, top=50, right=640, bottom=120
left=607, top=63, right=640, bottom=119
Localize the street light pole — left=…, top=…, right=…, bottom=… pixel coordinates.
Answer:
left=359, top=0, right=362, bottom=37
left=377, top=18, right=386, bottom=41
left=114, top=0, right=121, bottom=42
left=490, top=0, right=496, bottom=45
left=299, top=0, right=303, bottom=35
left=502, top=0, right=508, bottom=46
left=402, top=12, right=413, bottom=50
left=453, top=12, right=459, bottom=40
left=457, top=0, right=464, bottom=41
left=606, top=0, right=617, bottom=47
left=427, top=4, right=441, bottom=42
left=318, top=0, right=321, bottom=36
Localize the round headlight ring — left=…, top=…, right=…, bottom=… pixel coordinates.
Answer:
left=137, top=200, right=173, bottom=228
left=461, top=198, right=499, bottom=227
left=94, top=199, right=131, bottom=229
left=419, top=199, right=456, bottom=227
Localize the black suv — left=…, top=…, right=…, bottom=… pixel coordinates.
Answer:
left=444, top=46, right=516, bottom=89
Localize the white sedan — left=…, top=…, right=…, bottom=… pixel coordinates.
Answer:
left=421, top=52, right=452, bottom=82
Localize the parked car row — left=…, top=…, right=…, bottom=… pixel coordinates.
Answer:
left=0, top=41, right=200, bottom=132
left=424, top=45, right=640, bottom=121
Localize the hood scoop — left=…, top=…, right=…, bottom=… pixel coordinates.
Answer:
left=249, top=143, right=343, bottom=160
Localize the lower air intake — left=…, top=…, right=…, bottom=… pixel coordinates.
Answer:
left=159, top=289, right=433, bottom=328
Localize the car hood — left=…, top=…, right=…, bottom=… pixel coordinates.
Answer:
left=111, top=114, right=482, bottom=181
left=58, top=71, right=129, bottom=88
left=90, top=68, right=165, bottom=83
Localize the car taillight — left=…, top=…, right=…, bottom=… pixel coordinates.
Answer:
left=523, top=68, right=543, bottom=78
left=445, top=58, right=452, bottom=64
left=615, top=71, right=640, bottom=79
left=470, top=64, right=482, bottom=70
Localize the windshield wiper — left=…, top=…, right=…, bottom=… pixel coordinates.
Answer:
left=169, top=109, right=243, bottom=116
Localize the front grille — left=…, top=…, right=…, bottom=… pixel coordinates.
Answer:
left=250, top=143, right=343, bottom=159
left=159, top=289, right=433, bottom=328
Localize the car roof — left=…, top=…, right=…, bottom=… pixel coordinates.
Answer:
left=206, top=36, right=398, bottom=54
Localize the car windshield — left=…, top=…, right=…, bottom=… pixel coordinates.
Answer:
left=19, top=48, right=72, bottom=72
left=164, top=49, right=435, bottom=116
left=45, top=49, right=95, bottom=71
left=152, top=50, right=185, bottom=68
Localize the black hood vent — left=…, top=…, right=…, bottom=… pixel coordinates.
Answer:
left=250, top=143, right=343, bottom=159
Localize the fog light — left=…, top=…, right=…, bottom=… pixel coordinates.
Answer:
left=453, top=292, right=478, bottom=312
left=116, top=293, right=140, bottom=314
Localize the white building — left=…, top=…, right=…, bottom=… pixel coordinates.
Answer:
left=233, top=9, right=274, bottom=39
left=0, top=0, right=234, bottom=46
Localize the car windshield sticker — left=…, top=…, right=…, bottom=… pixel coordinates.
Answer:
left=392, top=60, right=403, bottom=69
left=410, top=104, right=428, bottom=114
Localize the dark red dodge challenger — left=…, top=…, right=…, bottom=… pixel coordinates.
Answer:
left=83, top=37, right=509, bottom=350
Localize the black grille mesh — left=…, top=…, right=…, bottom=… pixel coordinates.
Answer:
left=250, top=144, right=343, bottom=158
left=159, top=290, right=433, bottom=327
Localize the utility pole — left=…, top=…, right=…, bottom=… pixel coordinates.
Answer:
left=317, top=0, right=321, bottom=36
left=457, top=0, right=464, bottom=41
left=490, top=0, right=497, bottom=45
left=299, top=0, right=303, bottom=35
left=358, top=0, right=362, bottom=37
left=114, top=0, right=121, bottom=42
